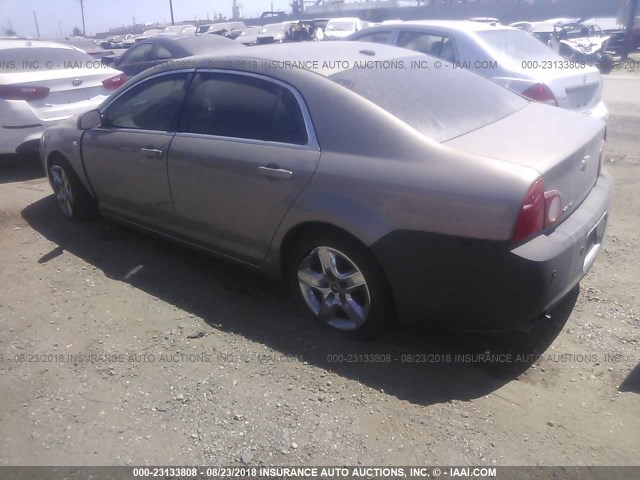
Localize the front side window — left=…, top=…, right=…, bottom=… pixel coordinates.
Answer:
left=102, top=73, right=190, bottom=131
left=181, top=73, right=308, bottom=145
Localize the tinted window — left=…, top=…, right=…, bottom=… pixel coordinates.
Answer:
left=181, top=73, right=307, bottom=145
left=355, top=30, right=393, bottom=44
left=330, top=56, right=527, bottom=142
left=120, top=43, right=152, bottom=65
left=153, top=45, right=173, bottom=60
left=102, top=73, right=189, bottom=131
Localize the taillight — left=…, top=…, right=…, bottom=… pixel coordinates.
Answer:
left=598, top=137, right=606, bottom=176
left=513, top=178, right=545, bottom=242
left=102, top=74, right=127, bottom=90
left=0, top=84, right=50, bottom=101
left=513, top=179, right=564, bottom=243
left=522, top=83, right=557, bottom=106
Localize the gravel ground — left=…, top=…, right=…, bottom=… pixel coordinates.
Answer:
left=0, top=84, right=638, bottom=467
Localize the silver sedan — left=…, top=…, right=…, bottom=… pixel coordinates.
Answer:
left=40, top=42, right=611, bottom=338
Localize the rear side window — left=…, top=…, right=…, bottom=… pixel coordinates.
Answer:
left=102, top=73, right=190, bottom=131
left=120, top=43, right=152, bottom=65
left=330, top=56, right=528, bottom=142
left=181, top=73, right=308, bottom=145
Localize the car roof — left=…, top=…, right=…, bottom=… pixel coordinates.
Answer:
left=377, top=20, right=512, bottom=32
left=0, top=38, right=80, bottom=51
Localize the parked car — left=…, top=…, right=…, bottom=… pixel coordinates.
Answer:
left=135, top=29, right=164, bottom=42
left=324, top=17, right=367, bottom=40
left=40, top=42, right=611, bottom=339
left=549, top=23, right=614, bottom=73
left=235, top=26, right=261, bottom=46
left=0, top=39, right=125, bottom=155
left=108, top=34, right=240, bottom=77
left=256, top=22, right=297, bottom=44
left=60, top=37, right=113, bottom=59
left=113, top=34, right=135, bottom=48
left=196, top=22, right=246, bottom=38
left=158, top=25, right=197, bottom=37
left=348, top=20, right=608, bottom=120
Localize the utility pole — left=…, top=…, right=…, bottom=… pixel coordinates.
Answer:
left=622, top=0, right=638, bottom=60
left=77, top=0, right=86, bottom=36
left=58, top=21, right=63, bottom=37
left=169, top=0, right=175, bottom=25
left=33, top=11, right=41, bottom=38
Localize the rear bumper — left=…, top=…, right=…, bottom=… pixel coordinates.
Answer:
left=371, top=172, right=612, bottom=331
left=0, top=97, right=105, bottom=154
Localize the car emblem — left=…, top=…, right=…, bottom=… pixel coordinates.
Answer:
left=72, top=79, right=83, bottom=87
left=582, top=75, right=587, bottom=85
left=581, top=154, right=589, bottom=171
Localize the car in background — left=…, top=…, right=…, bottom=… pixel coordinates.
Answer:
left=135, top=29, right=164, bottom=42
left=348, top=20, right=608, bottom=121
left=0, top=39, right=125, bottom=154
left=39, top=42, right=611, bottom=339
left=324, top=17, right=368, bottom=40
left=256, top=22, right=297, bottom=44
left=108, top=34, right=241, bottom=77
left=158, top=25, right=197, bottom=37
left=112, top=34, right=136, bottom=48
left=235, top=26, right=261, bottom=46
left=60, top=37, right=114, bottom=59
left=196, top=21, right=246, bottom=38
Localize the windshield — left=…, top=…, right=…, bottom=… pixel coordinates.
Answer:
left=259, top=24, right=286, bottom=34
left=476, top=29, right=561, bottom=62
left=327, top=21, right=356, bottom=31
left=163, top=26, right=183, bottom=33
left=330, top=56, right=528, bottom=142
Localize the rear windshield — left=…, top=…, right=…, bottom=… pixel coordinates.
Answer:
left=0, top=47, right=96, bottom=73
left=476, top=29, right=560, bottom=62
left=329, top=56, right=528, bottom=142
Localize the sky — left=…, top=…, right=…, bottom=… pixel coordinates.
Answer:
left=0, top=0, right=292, bottom=38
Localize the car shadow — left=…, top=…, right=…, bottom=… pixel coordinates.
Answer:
left=22, top=195, right=577, bottom=406
left=619, top=363, right=640, bottom=394
left=0, top=153, right=45, bottom=184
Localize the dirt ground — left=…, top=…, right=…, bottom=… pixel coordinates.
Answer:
left=0, top=78, right=638, bottom=467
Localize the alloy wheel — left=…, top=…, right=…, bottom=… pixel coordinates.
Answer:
left=50, top=165, right=74, bottom=218
left=297, top=246, right=371, bottom=331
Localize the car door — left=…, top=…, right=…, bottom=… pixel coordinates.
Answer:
left=82, top=71, right=192, bottom=230
left=168, top=71, right=320, bottom=265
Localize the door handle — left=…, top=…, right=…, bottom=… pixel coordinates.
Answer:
left=258, top=166, right=293, bottom=179
left=141, top=147, right=163, bottom=157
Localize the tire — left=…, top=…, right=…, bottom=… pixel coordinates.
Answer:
left=598, top=53, right=614, bottom=74
left=48, top=157, right=97, bottom=222
left=287, top=231, right=395, bottom=340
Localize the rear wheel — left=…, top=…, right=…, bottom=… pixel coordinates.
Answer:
left=288, top=232, right=394, bottom=339
left=598, top=53, right=614, bottom=74
left=49, top=158, right=97, bottom=222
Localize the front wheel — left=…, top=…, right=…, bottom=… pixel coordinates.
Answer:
left=49, top=158, right=97, bottom=222
left=288, top=232, right=395, bottom=339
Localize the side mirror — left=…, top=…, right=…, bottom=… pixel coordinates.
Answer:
left=78, top=109, right=102, bottom=130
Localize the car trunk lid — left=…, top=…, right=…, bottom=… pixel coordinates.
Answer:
left=444, top=102, right=605, bottom=220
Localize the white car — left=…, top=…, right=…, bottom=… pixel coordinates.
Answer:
left=324, top=17, right=367, bottom=40
left=0, top=39, right=126, bottom=154
left=158, top=25, right=197, bottom=37
left=348, top=20, right=608, bottom=121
